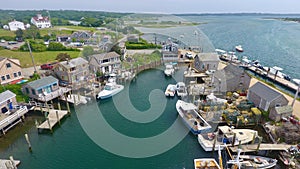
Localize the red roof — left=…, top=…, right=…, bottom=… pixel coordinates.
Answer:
left=32, top=16, right=50, bottom=22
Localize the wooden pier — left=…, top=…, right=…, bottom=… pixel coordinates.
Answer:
left=0, top=159, right=20, bottom=169
left=230, top=143, right=292, bottom=153
left=37, top=109, right=68, bottom=130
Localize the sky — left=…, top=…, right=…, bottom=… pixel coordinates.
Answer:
left=1, top=0, right=300, bottom=14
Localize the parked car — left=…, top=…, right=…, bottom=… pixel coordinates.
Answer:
left=59, top=81, right=69, bottom=87
left=185, top=52, right=193, bottom=59
left=40, top=63, right=54, bottom=70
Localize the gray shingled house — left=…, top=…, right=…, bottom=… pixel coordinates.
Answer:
left=269, top=105, right=293, bottom=122
left=247, top=82, right=288, bottom=111
left=213, top=64, right=251, bottom=93
left=194, top=53, right=219, bottom=72
left=53, top=57, right=90, bottom=89
left=22, top=76, right=70, bottom=102
left=89, top=52, right=121, bottom=74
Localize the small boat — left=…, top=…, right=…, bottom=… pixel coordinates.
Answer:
left=176, top=100, right=211, bottom=134
left=197, top=125, right=258, bottom=151
left=165, top=84, right=176, bottom=97
left=97, top=77, right=124, bottom=99
left=194, top=158, right=221, bottom=169
left=235, top=45, right=244, bottom=52
left=176, top=82, right=187, bottom=97
left=164, top=64, right=174, bottom=76
left=228, top=149, right=277, bottom=169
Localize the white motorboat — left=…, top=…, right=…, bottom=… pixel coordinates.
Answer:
left=235, top=45, right=244, bottom=52
left=228, top=149, right=277, bottom=169
left=197, top=125, right=258, bottom=151
left=176, top=100, right=211, bottom=135
left=164, top=64, right=174, bottom=76
left=165, top=84, right=176, bottom=97
left=175, top=82, right=187, bottom=97
left=97, top=78, right=124, bottom=99
left=194, top=158, right=221, bottom=169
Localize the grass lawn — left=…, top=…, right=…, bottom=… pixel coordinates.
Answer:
left=39, top=26, right=97, bottom=36
left=0, top=29, right=15, bottom=37
left=0, top=49, right=80, bottom=67
left=122, top=50, right=161, bottom=69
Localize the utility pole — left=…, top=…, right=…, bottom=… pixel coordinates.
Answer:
left=27, top=41, right=38, bottom=74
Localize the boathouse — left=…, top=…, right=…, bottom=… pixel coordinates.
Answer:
left=247, top=82, right=288, bottom=111
left=0, top=90, right=16, bottom=114
left=22, top=76, right=70, bottom=102
left=213, top=64, right=251, bottom=93
left=193, top=53, right=219, bottom=72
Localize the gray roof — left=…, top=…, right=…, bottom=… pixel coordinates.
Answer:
left=91, top=52, right=120, bottom=63
left=0, top=90, right=16, bottom=105
left=275, top=105, right=293, bottom=114
left=249, top=82, right=284, bottom=102
left=60, top=57, right=88, bottom=69
left=199, top=53, right=219, bottom=62
left=26, top=76, right=58, bottom=90
left=215, top=64, right=246, bottom=80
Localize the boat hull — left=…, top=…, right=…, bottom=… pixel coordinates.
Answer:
left=97, top=85, right=124, bottom=99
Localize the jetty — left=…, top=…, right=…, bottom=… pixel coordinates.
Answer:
left=230, top=143, right=292, bottom=153
left=0, top=106, right=29, bottom=135
left=36, top=108, right=68, bottom=131
left=0, top=158, right=20, bottom=169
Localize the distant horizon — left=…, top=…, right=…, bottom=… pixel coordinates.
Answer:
left=1, top=9, right=300, bottom=16
left=1, top=0, right=300, bottom=14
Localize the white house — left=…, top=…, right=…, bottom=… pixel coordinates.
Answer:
left=31, top=14, right=51, bottom=29
left=8, top=20, right=25, bottom=31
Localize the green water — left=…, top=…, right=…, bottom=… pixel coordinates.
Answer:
left=0, top=68, right=214, bottom=169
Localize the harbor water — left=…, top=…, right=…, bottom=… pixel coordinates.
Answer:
left=1, top=14, right=300, bottom=168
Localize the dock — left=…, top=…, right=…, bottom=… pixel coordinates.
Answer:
left=0, top=159, right=20, bottom=169
left=0, top=106, right=29, bottom=135
left=60, top=94, right=90, bottom=105
left=230, top=143, right=292, bottom=153
left=37, top=109, right=68, bottom=130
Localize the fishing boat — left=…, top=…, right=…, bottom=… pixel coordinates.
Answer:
left=228, top=149, right=277, bottom=169
left=176, top=100, right=211, bottom=134
left=197, top=125, right=258, bottom=151
left=194, top=158, right=221, bottom=169
left=235, top=45, right=244, bottom=52
left=164, top=64, right=174, bottom=76
left=97, top=77, right=124, bottom=99
left=175, top=82, right=187, bottom=97
left=165, top=84, right=176, bottom=97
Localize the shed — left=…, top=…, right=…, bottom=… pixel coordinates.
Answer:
left=247, top=82, right=288, bottom=111
left=0, top=90, right=17, bottom=114
left=269, top=105, right=293, bottom=122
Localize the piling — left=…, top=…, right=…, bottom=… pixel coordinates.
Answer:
left=251, top=132, right=256, bottom=144
left=56, top=111, right=60, bottom=125
left=47, top=117, right=52, bottom=133
left=73, top=95, right=76, bottom=105
left=9, top=156, right=17, bottom=169
left=212, top=135, right=217, bottom=153
left=24, top=134, right=32, bottom=152
left=232, top=133, right=236, bottom=147
left=256, top=137, right=263, bottom=152
left=65, top=94, right=71, bottom=114
left=58, top=102, right=61, bottom=111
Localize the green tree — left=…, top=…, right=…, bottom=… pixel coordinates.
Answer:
left=81, top=46, right=94, bottom=60
left=47, top=42, right=66, bottom=51
left=24, top=25, right=41, bottom=39
left=56, top=53, right=71, bottom=61
left=15, top=28, right=23, bottom=40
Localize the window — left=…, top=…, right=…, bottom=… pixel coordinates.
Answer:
left=37, top=89, right=43, bottom=94
left=13, top=73, right=17, bottom=77
left=6, top=74, right=10, bottom=79
left=18, top=71, right=21, bottom=76
left=25, top=88, right=29, bottom=94
left=1, top=76, right=5, bottom=81
left=6, top=63, right=11, bottom=68
left=32, top=89, right=36, bottom=95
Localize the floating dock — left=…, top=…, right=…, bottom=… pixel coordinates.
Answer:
left=60, top=94, right=90, bottom=105
left=37, top=109, right=68, bottom=130
left=0, top=159, right=20, bottom=169
left=230, top=143, right=292, bottom=153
